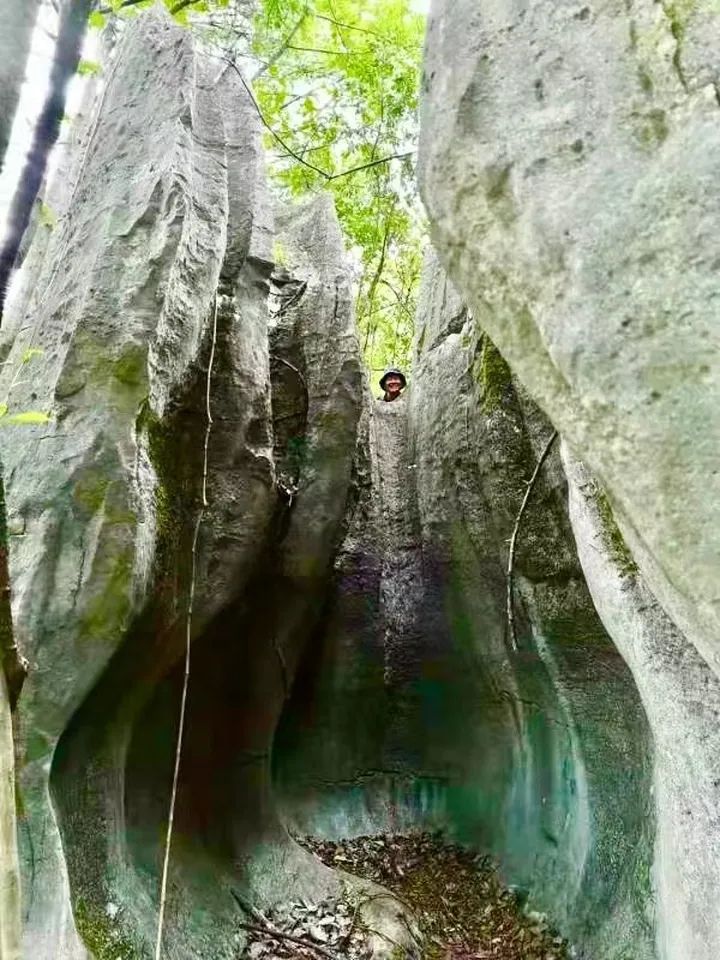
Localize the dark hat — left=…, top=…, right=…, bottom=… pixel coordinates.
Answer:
left=379, top=367, right=407, bottom=389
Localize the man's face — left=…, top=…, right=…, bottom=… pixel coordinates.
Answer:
left=385, top=375, right=404, bottom=396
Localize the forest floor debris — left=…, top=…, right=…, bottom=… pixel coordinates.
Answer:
left=236, top=832, right=571, bottom=960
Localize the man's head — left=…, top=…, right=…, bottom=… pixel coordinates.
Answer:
left=379, top=367, right=407, bottom=400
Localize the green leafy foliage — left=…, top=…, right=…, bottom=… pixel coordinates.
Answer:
left=87, top=0, right=426, bottom=376
left=89, top=0, right=229, bottom=28
left=21, top=348, right=44, bottom=364
left=77, top=59, right=103, bottom=76
left=252, top=0, right=426, bottom=375
left=38, top=202, right=57, bottom=230
left=0, top=411, right=52, bottom=426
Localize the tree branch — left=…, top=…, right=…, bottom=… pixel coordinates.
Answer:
left=327, top=152, right=413, bottom=181
left=362, top=220, right=391, bottom=352
left=224, top=59, right=413, bottom=183
left=224, top=59, right=331, bottom=178
left=97, top=0, right=150, bottom=13
left=379, top=278, right=415, bottom=322
left=286, top=44, right=347, bottom=55
left=98, top=0, right=203, bottom=15
left=316, top=12, right=385, bottom=39
left=252, top=4, right=308, bottom=80
left=506, top=429, right=558, bottom=652
left=170, top=0, right=203, bottom=12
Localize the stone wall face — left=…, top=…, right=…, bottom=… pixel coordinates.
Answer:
left=565, top=449, right=720, bottom=960
left=407, top=254, right=655, bottom=958
left=418, top=4, right=720, bottom=958
left=275, top=252, right=656, bottom=960
left=0, top=12, right=368, bottom=959
left=4, top=5, right=717, bottom=960
left=418, top=0, right=720, bottom=677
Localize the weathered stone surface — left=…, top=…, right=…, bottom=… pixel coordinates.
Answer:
left=0, top=668, right=19, bottom=960
left=0, top=10, right=274, bottom=956
left=408, top=254, right=655, bottom=959
left=418, top=0, right=720, bottom=678
left=0, top=1, right=41, bottom=944
left=7, top=5, right=716, bottom=960
left=275, top=386, right=447, bottom=839
left=565, top=448, right=720, bottom=960
left=275, top=252, right=654, bottom=959
left=0, top=466, right=20, bottom=960
left=0, top=11, right=396, bottom=960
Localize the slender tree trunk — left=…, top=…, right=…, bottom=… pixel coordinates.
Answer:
left=0, top=0, right=42, bottom=173
left=0, top=0, right=93, bottom=325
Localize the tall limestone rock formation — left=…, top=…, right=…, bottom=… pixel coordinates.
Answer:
left=274, top=251, right=656, bottom=959
left=0, top=3, right=43, bottom=954
left=5, top=4, right=718, bottom=959
left=419, top=2, right=720, bottom=958
left=408, top=254, right=656, bottom=958
left=0, top=11, right=408, bottom=960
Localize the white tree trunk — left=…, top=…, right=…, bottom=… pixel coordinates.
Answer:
left=0, top=0, right=42, bottom=171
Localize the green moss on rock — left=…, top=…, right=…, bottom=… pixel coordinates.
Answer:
left=593, top=487, right=639, bottom=578
left=473, top=335, right=512, bottom=413
left=661, top=0, right=696, bottom=84
left=134, top=398, right=194, bottom=604
left=663, top=0, right=696, bottom=41
left=634, top=109, right=668, bottom=149
left=637, top=66, right=654, bottom=94
left=74, top=897, right=143, bottom=960
left=136, top=401, right=184, bottom=549
left=73, top=471, right=111, bottom=514
left=79, top=547, right=134, bottom=644
left=113, top=344, right=147, bottom=388
left=483, top=163, right=516, bottom=225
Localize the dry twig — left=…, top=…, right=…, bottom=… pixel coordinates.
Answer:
left=231, top=889, right=338, bottom=960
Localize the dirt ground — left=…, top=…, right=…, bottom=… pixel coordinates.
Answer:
left=237, top=832, right=571, bottom=960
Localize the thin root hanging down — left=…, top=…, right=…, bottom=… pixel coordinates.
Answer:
left=153, top=295, right=220, bottom=960
left=505, top=429, right=558, bottom=652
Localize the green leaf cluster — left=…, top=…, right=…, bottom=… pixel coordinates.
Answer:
left=0, top=410, right=51, bottom=426
left=252, top=0, right=426, bottom=376
left=38, top=202, right=58, bottom=230
left=86, top=0, right=426, bottom=376
left=88, top=0, right=230, bottom=31
left=77, top=59, right=103, bottom=76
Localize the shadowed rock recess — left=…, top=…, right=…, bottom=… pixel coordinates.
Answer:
left=1, top=6, right=714, bottom=960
